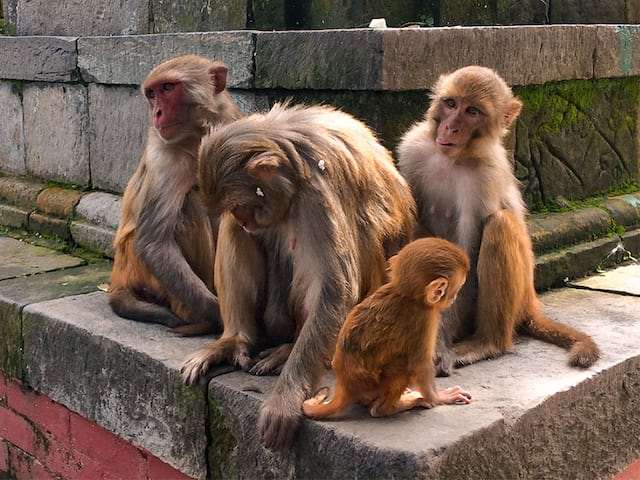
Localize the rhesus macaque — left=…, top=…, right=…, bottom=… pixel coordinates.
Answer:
left=181, top=103, right=416, bottom=448
left=303, top=237, right=472, bottom=420
left=109, top=55, right=242, bottom=332
left=398, top=66, right=599, bottom=375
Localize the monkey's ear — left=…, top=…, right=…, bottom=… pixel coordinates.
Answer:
left=209, top=63, right=228, bottom=95
left=247, top=154, right=280, bottom=181
left=503, top=98, right=522, bottom=127
left=425, top=278, right=448, bottom=305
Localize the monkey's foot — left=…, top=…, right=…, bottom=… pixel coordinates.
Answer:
left=453, top=339, right=505, bottom=367
left=303, top=387, right=331, bottom=407
left=249, top=343, right=293, bottom=376
left=258, top=393, right=303, bottom=449
left=180, top=336, right=252, bottom=385
left=437, top=386, right=472, bottom=405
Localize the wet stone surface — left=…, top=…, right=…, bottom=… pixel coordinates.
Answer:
left=0, top=237, right=84, bottom=280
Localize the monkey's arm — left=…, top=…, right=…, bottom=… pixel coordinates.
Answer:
left=135, top=182, right=217, bottom=322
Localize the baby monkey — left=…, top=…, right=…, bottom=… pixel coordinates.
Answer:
left=304, top=237, right=472, bottom=419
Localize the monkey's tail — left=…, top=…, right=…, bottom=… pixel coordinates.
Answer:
left=302, top=384, right=351, bottom=420
left=109, top=288, right=185, bottom=329
left=521, top=301, right=599, bottom=368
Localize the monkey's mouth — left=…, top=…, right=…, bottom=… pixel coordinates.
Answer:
left=436, top=138, right=456, bottom=148
left=231, top=206, right=259, bottom=233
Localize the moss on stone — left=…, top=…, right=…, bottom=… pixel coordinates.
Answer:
left=208, top=398, right=238, bottom=480
left=530, top=180, right=640, bottom=214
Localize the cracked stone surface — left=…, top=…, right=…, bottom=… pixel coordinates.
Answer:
left=570, top=263, right=640, bottom=296
left=0, top=237, right=84, bottom=280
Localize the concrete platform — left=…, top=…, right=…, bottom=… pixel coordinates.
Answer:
left=0, top=236, right=639, bottom=478
left=570, top=263, right=640, bottom=297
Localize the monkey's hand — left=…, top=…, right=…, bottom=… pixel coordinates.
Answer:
left=181, top=335, right=252, bottom=385
left=257, top=388, right=305, bottom=449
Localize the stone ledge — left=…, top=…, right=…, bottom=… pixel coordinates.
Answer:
left=1, top=239, right=638, bottom=478
left=0, top=26, right=639, bottom=89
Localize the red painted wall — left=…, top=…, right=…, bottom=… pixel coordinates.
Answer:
left=0, top=372, right=193, bottom=480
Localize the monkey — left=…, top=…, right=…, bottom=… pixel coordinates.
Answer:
left=397, top=66, right=599, bottom=376
left=180, top=103, right=416, bottom=448
left=109, top=55, right=243, bottom=333
left=302, top=237, right=472, bottom=420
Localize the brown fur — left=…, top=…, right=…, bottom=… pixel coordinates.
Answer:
left=181, top=103, right=416, bottom=448
left=303, top=238, right=472, bottom=420
left=109, top=55, right=242, bottom=331
left=397, top=66, right=599, bottom=373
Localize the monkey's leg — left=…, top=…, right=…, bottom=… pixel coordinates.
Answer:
left=250, top=343, right=294, bottom=376
left=369, top=360, right=409, bottom=417
left=181, top=217, right=264, bottom=385
left=455, top=210, right=527, bottom=367
left=109, top=289, right=187, bottom=328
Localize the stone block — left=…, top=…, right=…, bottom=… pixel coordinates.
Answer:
left=28, top=213, right=71, bottom=240
left=0, top=82, right=25, bottom=176
left=151, top=0, right=246, bottom=33
left=528, top=208, right=613, bottom=254
left=0, top=37, right=78, bottom=82
left=602, top=193, right=640, bottom=228
left=22, top=292, right=211, bottom=479
left=0, top=205, right=29, bottom=229
left=16, top=0, right=149, bottom=36
left=2, top=0, right=18, bottom=32
left=439, top=0, right=548, bottom=26
left=250, top=0, right=286, bottom=30
left=0, top=236, right=84, bottom=281
left=0, top=177, right=45, bottom=209
left=88, top=85, right=148, bottom=193
left=305, top=0, right=432, bottom=29
left=514, top=78, right=640, bottom=206
left=594, top=26, right=640, bottom=79
left=23, top=84, right=90, bottom=186
left=78, top=32, right=255, bottom=88
left=0, top=263, right=110, bottom=380
left=35, top=188, right=83, bottom=218
left=208, top=286, right=640, bottom=478
left=550, top=0, right=636, bottom=23
left=229, top=90, right=270, bottom=114
left=256, top=26, right=597, bottom=91
left=70, top=222, right=116, bottom=258
left=535, top=236, right=622, bottom=290
left=75, top=192, right=122, bottom=230
left=570, top=263, right=640, bottom=296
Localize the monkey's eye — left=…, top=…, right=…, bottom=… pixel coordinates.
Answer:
left=443, top=98, right=456, bottom=109
left=145, top=89, right=155, bottom=100
left=161, top=83, right=175, bottom=92
left=466, top=106, right=482, bottom=116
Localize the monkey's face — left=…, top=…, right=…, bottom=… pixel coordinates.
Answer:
left=144, top=80, right=193, bottom=142
left=434, top=96, right=486, bottom=158
left=224, top=179, right=292, bottom=233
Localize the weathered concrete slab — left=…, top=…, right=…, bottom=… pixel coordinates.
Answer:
left=70, top=222, right=116, bottom=258
left=22, top=292, right=211, bottom=479
left=570, top=263, right=640, bottom=296
left=0, top=37, right=78, bottom=82
left=256, top=26, right=597, bottom=91
left=0, top=177, right=45, bottom=209
left=229, top=90, right=270, bottom=114
left=15, top=0, right=149, bottom=36
left=0, top=236, right=84, bottom=281
left=528, top=208, right=612, bottom=254
left=0, top=82, right=26, bottom=176
left=35, top=188, right=83, bottom=218
left=88, top=84, right=148, bottom=193
left=23, top=84, right=90, bottom=186
left=0, top=205, right=29, bottom=229
left=208, top=288, right=640, bottom=478
left=78, top=32, right=256, bottom=88
left=0, top=263, right=110, bottom=379
left=594, top=26, right=640, bottom=79
left=75, top=192, right=122, bottom=230
left=28, top=213, right=71, bottom=241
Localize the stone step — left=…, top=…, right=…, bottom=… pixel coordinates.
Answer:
left=0, top=236, right=638, bottom=478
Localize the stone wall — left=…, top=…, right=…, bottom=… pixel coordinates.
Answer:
left=2, top=0, right=638, bottom=33
left=0, top=26, right=638, bottom=206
